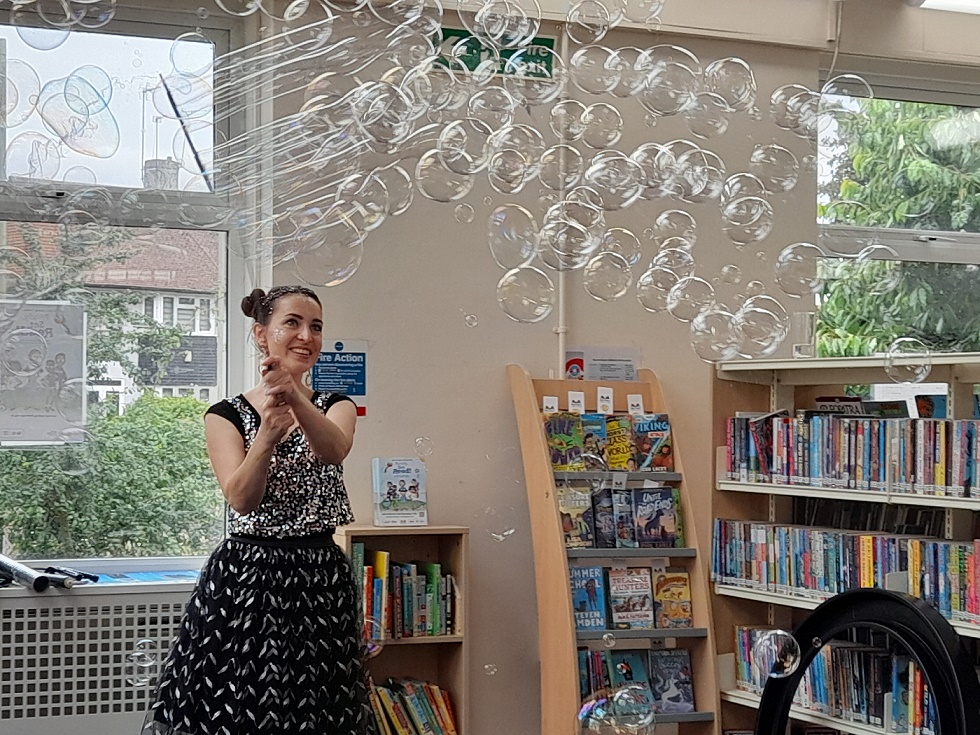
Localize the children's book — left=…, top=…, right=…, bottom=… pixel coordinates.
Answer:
left=372, top=457, right=428, bottom=527
left=544, top=411, right=586, bottom=471
left=747, top=410, right=790, bottom=482
left=557, top=483, right=595, bottom=548
left=605, top=414, right=635, bottom=471
left=591, top=485, right=617, bottom=549
left=613, top=488, right=638, bottom=548
left=609, top=650, right=656, bottom=714
left=580, top=412, right=609, bottom=469
left=648, top=649, right=696, bottom=713
left=632, top=487, right=678, bottom=548
left=632, top=413, right=674, bottom=472
left=653, top=571, right=693, bottom=629
left=608, top=566, right=654, bottom=630
left=570, top=566, right=607, bottom=631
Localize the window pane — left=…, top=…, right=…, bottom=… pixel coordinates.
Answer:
left=199, top=388, right=210, bottom=402
left=143, top=297, right=154, bottom=319
left=0, top=26, right=215, bottom=191
left=199, top=298, right=212, bottom=332
left=162, top=297, right=174, bottom=325
left=0, top=222, right=224, bottom=559
left=819, top=98, right=980, bottom=232
left=176, top=307, right=196, bottom=331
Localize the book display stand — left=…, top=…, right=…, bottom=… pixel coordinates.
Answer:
left=507, top=364, right=719, bottom=735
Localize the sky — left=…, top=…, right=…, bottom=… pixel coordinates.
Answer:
left=0, top=22, right=214, bottom=190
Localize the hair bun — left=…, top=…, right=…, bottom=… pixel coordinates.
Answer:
left=240, top=288, right=266, bottom=319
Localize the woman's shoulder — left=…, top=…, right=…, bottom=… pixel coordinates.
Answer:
left=313, top=392, right=357, bottom=412
left=204, top=395, right=252, bottom=437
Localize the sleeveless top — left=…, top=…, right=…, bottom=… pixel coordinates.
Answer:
left=205, top=392, right=356, bottom=538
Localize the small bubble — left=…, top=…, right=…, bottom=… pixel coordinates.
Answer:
left=490, top=528, right=516, bottom=542
left=644, top=113, right=658, bottom=128
left=484, top=663, right=498, bottom=676
left=415, top=436, right=434, bottom=458
left=454, top=203, right=474, bottom=223
left=746, top=280, right=765, bottom=296
left=602, top=632, right=616, bottom=648
left=483, top=195, right=493, bottom=207
left=196, top=6, right=210, bottom=18
left=133, top=59, right=142, bottom=68
left=352, top=10, right=372, bottom=25
left=756, top=251, right=768, bottom=262
left=464, top=313, right=479, bottom=328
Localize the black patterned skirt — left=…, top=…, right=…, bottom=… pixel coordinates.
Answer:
left=142, top=534, right=376, bottom=735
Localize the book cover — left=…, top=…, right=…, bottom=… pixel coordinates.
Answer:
left=544, top=411, right=586, bottom=471
left=605, top=414, right=635, bottom=471
left=648, top=648, right=696, bottom=713
left=613, top=488, right=638, bottom=548
left=580, top=412, right=609, bottom=469
left=591, top=485, right=617, bottom=549
left=747, top=410, right=790, bottom=482
left=372, top=457, right=428, bottom=527
left=570, top=566, right=607, bottom=630
left=609, top=650, right=657, bottom=713
left=653, top=571, right=693, bottom=629
left=557, top=483, right=595, bottom=548
left=632, top=487, right=678, bottom=548
left=632, top=413, right=674, bottom=472
left=608, top=566, right=654, bottom=630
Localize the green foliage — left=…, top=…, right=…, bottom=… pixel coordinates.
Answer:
left=0, top=223, right=185, bottom=387
left=817, top=99, right=980, bottom=357
left=0, top=394, right=222, bottom=558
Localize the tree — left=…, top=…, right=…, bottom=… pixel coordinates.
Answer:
left=816, top=99, right=980, bottom=357
left=0, top=393, right=222, bottom=558
left=1, top=222, right=186, bottom=387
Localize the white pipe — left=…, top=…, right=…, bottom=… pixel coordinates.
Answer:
left=554, top=28, right=571, bottom=379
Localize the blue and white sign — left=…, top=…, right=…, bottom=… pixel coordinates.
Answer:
left=311, top=339, right=367, bottom=414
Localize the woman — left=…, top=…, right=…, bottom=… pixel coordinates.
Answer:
left=144, top=285, right=374, bottom=735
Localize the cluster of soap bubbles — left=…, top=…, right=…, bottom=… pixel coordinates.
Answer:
left=0, top=1, right=937, bottom=372
left=579, top=684, right=658, bottom=733
left=124, top=638, right=159, bottom=687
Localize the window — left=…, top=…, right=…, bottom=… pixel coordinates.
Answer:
left=816, top=87, right=980, bottom=357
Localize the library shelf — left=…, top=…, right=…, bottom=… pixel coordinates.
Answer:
left=576, top=628, right=709, bottom=641
left=555, top=471, right=684, bottom=483
left=334, top=524, right=469, bottom=733
left=508, top=364, right=719, bottom=735
left=713, top=583, right=980, bottom=640
left=720, top=688, right=885, bottom=735
left=567, top=547, right=698, bottom=560
left=717, top=480, right=980, bottom=511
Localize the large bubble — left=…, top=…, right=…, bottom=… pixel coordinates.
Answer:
left=496, top=266, right=556, bottom=323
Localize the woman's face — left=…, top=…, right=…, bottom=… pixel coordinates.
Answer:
left=256, top=294, right=323, bottom=374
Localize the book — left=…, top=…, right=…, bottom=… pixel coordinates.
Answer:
left=609, top=650, right=656, bottom=713
left=653, top=571, right=693, bottom=628
left=747, top=410, right=790, bottom=481
left=544, top=411, right=586, bottom=471
left=648, top=648, right=696, bottom=713
left=613, top=488, right=638, bottom=548
left=591, top=484, right=617, bottom=549
left=607, top=566, right=654, bottom=630
left=605, top=414, right=635, bottom=471
left=580, top=412, right=609, bottom=469
left=372, top=457, right=428, bottom=527
left=557, top=482, right=595, bottom=548
left=632, top=413, right=674, bottom=472
left=371, top=549, right=391, bottom=640
left=632, top=487, right=679, bottom=548
left=570, top=566, right=607, bottom=630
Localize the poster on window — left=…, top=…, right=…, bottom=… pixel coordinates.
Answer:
left=0, top=301, right=86, bottom=445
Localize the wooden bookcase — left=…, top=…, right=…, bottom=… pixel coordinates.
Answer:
left=507, top=364, right=719, bottom=735
left=710, top=354, right=980, bottom=734
left=333, top=524, right=469, bottom=734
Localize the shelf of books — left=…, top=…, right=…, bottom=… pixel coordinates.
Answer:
left=334, top=524, right=468, bottom=735
left=710, top=354, right=980, bottom=734
left=507, top=364, right=718, bottom=735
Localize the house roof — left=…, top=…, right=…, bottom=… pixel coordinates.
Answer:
left=4, top=222, right=221, bottom=294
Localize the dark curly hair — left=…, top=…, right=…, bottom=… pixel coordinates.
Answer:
left=240, top=285, right=321, bottom=325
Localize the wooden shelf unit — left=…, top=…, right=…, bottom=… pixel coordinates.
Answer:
left=710, top=354, right=980, bottom=733
left=507, top=364, right=719, bottom=735
left=333, top=524, right=469, bottom=734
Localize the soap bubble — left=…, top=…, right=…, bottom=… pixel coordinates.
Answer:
left=464, top=313, right=479, bottom=327
left=488, top=204, right=539, bottom=269
left=599, top=228, right=642, bottom=266
left=171, top=31, right=216, bottom=78
left=721, top=173, right=769, bottom=206
left=691, top=308, right=740, bottom=362
left=503, top=47, right=567, bottom=107
left=12, top=11, right=71, bottom=51
left=566, top=0, right=611, bottom=45
left=2, top=59, right=41, bottom=128
left=488, top=148, right=530, bottom=194
left=684, top=92, right=732, bottom=139
left=583, top=252, right=632, bottom=301
left=637, top=61, right=699, bottom=117
left=749, top=144, right=800, bottom=193
left=771, top=83, right=813, bottom=129
left=856, top=243, right=903, bottom=295
left=735, top=296, right=790, bottom=358
left=751, top=629, right=801, bottom=680
left=720, top=264, right=743, bottom=285
left=539, top=145, right=584, bottom=191
left=723, top=196, right=774, bottom=246
left=454, top=203, right=475, bottom=223
left=362, top=617, right=384, bottom=658
left=484, top=663, right=499, bottom=675
left=569, top=45, right=622, bottom=96
left=704, top=57, right=757, bottom=112
left=550, top=99, right=588, bottom=140
left=651, top=248, right=695, bottom=279
left=438, top=117, right=494, bottom=175
left=416, top=149, right=474, bottom=202
left=414, top=436, right=434, bottom=458
left=125, top=639, right=158, bottom=687
left=581, top=102, right=623, bottom=149
left=602, top=632, right=616, bottom=648
left=636, top=267, right=677, bottom=312
left=667, top=277, right=715, bottom=322
left=496, top=266, right=556, bottom=323
left=774, top=242, right=824, bottom=297
left=651, top=209, right=697, bottom=249
left=468, top=86, right=518, bottom=130
left=6, top=132, right=62, bottom=180
left=884, top=337, right=932, bottom=384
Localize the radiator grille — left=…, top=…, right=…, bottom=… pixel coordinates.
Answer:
left=0, top=601, right=184, bottom=720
